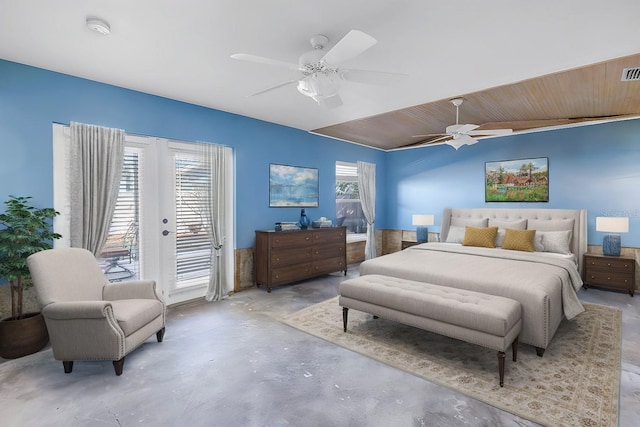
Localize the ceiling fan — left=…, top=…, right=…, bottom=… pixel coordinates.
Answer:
left=231, top=30, right=405, bottom=108
left=412, top=98, right=513, bottom=150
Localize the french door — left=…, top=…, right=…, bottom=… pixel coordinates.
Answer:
left=53, top=125, right=234, bottom=305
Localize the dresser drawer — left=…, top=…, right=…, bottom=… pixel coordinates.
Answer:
left=585, top=272, right=633, bottom=289
left=271, top=263, right=313, bottom=285
left=313, top=242, right=346, bottom=260
left=313, top=228, right=346, bottom=244
left=271, top=247, right=312, bottom=267
left=271, top=232, right=313, bottom=248
left=586, top=257, right=634, bottom=273
left=312, top=256, right=346, bottom=274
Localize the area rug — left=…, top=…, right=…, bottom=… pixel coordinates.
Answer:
left=282, top=298, right=621, bottom=427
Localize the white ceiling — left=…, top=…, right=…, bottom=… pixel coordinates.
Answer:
left=2, top=1, right=640, bottom=135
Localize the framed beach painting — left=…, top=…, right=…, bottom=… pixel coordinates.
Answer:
left=485, top=157, right=549, bottom=202
left=269, top=163, right=319, bottom=207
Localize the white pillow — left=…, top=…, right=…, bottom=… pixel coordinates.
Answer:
left=528, top=218, right=574, bottom=232
left=490, top=219, right=527, bottom=246
left=451, top=217, right=489, bottom=227
left=533, top=230, right=572, bottom=254
left=489, top=218, right=527, bottom=230
left=445, top=226, right=466, bottom=243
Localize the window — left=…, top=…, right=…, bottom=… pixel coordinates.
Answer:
left=335, top=161, right=366, bottom=234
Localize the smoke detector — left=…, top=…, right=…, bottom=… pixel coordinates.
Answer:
left=86, top=17, right=111, bottom=35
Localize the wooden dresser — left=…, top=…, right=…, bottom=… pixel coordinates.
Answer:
left=583, top=253, right=635, bottom=296
left=255, top=227, right=347, bottom=292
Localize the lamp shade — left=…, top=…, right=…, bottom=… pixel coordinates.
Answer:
left=595, top=217, right=629, bottom=233
left=412, top=214, right=434, bottom=226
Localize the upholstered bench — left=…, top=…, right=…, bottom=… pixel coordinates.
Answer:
left=339, top=274, right=522, bottom=387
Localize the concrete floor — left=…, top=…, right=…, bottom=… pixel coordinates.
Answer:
left=1, top=267, right=639, bottom=427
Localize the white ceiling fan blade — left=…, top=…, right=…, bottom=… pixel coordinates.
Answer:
left=231, top=53, right=301, bottom=71
left=317, top=93, right=343, bottom=109
left=455, top=124, right=480, bottom=134
left=249, top=80, right=298, bottom=97
left=412, top=133, right=447, bottom=138
left=467, top=128, right=513, bottom=136
left=339, top=68, right=408, bottom=86
left=321, top=30, right=377, bottom=65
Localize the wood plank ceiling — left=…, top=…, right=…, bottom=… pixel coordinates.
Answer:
left=311, top=53, right=640, bottom=150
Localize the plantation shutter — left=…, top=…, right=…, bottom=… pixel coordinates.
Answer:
left=174, top=154, right=212, bottom=284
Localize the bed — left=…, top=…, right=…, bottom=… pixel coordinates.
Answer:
left=359, top=208, right=587, bottom=355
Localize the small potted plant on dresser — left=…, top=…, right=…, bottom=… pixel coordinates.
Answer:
left=0, top=195, right=61, bottom=358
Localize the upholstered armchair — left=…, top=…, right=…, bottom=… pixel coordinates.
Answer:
left=27, top=248, right=165, bottom=376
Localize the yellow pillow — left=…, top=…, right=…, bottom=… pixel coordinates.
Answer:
left=501, top=228, right=536, bottom=252
left=462, top=226, right=498, bottom=248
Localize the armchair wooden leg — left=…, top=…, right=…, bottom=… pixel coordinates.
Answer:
left=63, top=361, right=73, bottom=373
left=156, top=327, right=165, bottom=342
left=113, top=358, right=125, bottom=376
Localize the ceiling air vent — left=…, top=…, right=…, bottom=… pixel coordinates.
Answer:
left=621, top=67, right=640, bottom=81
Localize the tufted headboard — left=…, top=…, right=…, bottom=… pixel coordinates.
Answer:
left=440, top=208, right=588, bottom=273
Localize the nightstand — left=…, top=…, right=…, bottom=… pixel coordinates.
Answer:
left=401, top=240, right=420, bottom=250
left=583, top=253, right=635, bottom=296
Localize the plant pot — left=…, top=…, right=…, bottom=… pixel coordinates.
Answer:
left=0, top=312, right=49, bottom=359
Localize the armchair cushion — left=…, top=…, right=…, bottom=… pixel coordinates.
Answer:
left=42, top=301, right=113, bottom=319
left=111, top=299, right=164, bottom=336
left=103, top=280, right=160, bottom=301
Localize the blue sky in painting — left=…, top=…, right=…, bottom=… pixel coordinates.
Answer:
left=486, top=158, right=548, bottom=174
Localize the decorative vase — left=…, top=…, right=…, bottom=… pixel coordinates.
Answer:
left=299, top=209, right=310, bottom=229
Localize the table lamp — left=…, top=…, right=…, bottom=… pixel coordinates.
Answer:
left=412, top=214, right=434, bottom=243
left=595, top=216, right=629, bottom=256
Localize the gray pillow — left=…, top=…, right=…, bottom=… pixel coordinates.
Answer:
left=490, top=219, right=527, bottom=246
left=533, top=230, right=573, bottom=254
left=489, top=218, right=527, bottom=230
left=445, top=226, right=466, bottom=243
left=451, top=217, right=489, bottom=227
left=528, top=218, right=574, bottom=232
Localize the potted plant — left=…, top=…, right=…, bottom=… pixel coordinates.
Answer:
left=0, top=195, right=61, bottom=358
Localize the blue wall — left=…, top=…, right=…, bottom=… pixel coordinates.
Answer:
left=0, top=59, right=385, bottom=249
left=386, top=120, right=640, bottom=247
left=2, top=58, right=640, bottom=249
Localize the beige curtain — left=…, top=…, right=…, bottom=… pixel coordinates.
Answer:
left=200, top=143, right=230, bottom=301
left=69, top=122, right=124, bottom=256
left=357, top=161, right=376, bottom=260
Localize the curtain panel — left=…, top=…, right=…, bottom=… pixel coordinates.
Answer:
left=200, top=143, right=231, bottom=301
left=69, top=122, right=125, bottom=256
left=357, top=161, right=376, bottom=260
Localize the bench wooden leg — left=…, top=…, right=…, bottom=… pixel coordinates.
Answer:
left=497, top=351, right=505, bottom=387
left=535, top=347, right=545, bottom=357
left=342, top=307, right=349, bottom=332
left=512, top=336, right=519, bottom=362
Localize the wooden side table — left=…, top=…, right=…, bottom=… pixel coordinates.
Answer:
left=401, top=240, right=420, bottom=250
left=583, top=253, right=635, bottom=296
